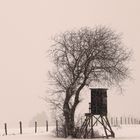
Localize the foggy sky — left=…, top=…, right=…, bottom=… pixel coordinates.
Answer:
left=0, top=0, right=140, bottom=127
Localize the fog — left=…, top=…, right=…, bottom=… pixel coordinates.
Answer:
left=0, top=0, right=140, bottom=127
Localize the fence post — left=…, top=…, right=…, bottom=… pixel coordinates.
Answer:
left=131, top=117, right=133, bottom=124
left=19, top=121, right=22, bottom=134
left=134, top=118, right=136, bottom=124
left=111, top=117, right=113, bottom=126
left=56, top=120, right=58, bottom=137
left=46, top=120, right=48, bottom=132
left=128, top=117, right=130, bottom=125
left=4, top=123, right=7, bottom=135
left=120, top=117, right=123, bottom=125
left=35, top=121, right=37, bottom=133
left=125, top=117, right=127, bottom=125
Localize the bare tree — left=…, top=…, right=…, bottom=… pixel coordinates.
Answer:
left=48, top=26, right=131, bottom=137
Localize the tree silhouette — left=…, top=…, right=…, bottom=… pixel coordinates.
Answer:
left=48, top=26, right=131, bottom=137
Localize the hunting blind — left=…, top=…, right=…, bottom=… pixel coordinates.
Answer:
left=75, top=88, right=115, bottom=139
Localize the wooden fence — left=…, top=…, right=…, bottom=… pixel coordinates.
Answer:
left=2, top=117, right=140, bottom=136
left=2, top=120, right=48, bottom=136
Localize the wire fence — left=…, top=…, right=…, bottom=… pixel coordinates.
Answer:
left=109, top=116, right=140, bottom=126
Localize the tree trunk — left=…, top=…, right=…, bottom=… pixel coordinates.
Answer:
left=63, top=103, right=75, bottom=137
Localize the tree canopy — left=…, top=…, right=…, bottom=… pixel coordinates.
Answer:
left=48, top=26, right=131, bottom=137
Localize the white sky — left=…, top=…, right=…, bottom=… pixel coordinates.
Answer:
left=0, top=0, right=140, bottom=127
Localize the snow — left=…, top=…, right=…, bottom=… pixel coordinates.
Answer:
left=114, top=125, right=140, bottom=139
left=0, top=125, right=140, bottom=140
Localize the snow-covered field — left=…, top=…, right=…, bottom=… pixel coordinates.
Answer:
left=0, top=125, right=140, bottom=140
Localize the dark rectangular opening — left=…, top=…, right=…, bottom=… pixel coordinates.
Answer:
left=90, top=88, right=107, bottom=115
